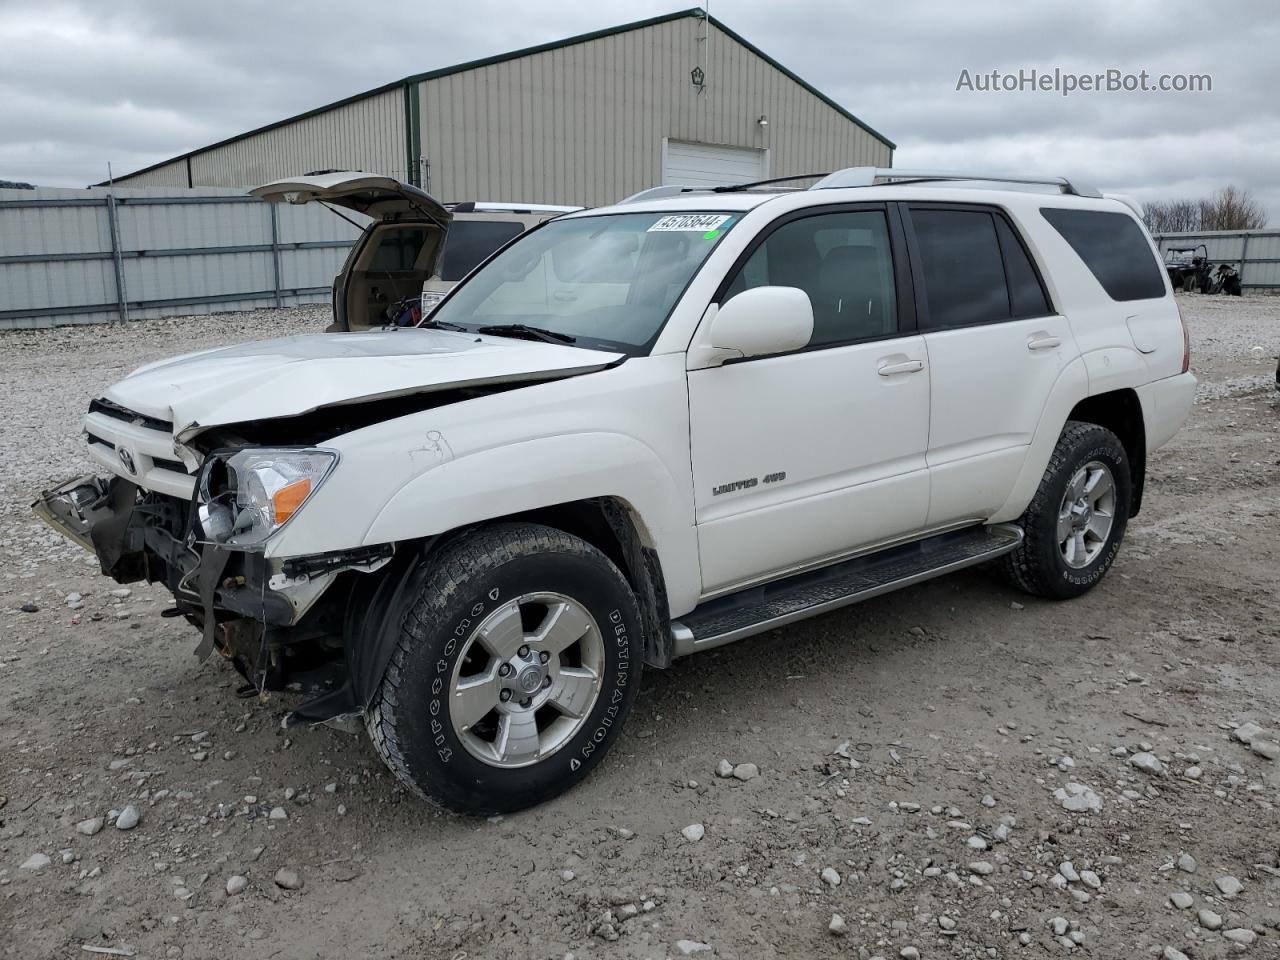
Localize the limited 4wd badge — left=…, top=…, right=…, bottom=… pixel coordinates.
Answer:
left=648, top=214, right=731, bottom=233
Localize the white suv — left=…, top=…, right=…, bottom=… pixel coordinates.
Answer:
left=36, top=168, right=1196, bottom=815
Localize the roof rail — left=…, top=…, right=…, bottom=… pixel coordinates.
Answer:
left=812, top=168, right=1103, bottom=199
left=617, top=185, right=711, bottom=204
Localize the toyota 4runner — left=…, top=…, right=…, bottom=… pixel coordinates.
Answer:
left=35, top=168, right=1197, bottom=814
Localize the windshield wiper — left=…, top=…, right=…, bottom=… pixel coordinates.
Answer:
left=418, top=317, right=468, bottom=331
left=476, top=323, right=577, bottom=345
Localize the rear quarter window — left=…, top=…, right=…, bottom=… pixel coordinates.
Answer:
left=1040, top=208, right=1166, bottom=301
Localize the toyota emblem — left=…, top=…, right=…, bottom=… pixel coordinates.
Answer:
left=117, top=446, right=137, bottom=474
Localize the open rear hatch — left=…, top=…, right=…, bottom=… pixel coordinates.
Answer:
left=251, top=173, right=453, bottom=331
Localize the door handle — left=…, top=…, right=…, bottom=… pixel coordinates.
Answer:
left=1027, top=335, right=1062, bottom=351
left=877, top=359, right=925, bottom=376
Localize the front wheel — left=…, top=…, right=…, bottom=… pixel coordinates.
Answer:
left=365, top=524, right=643, bottom=814
left=1003, top=421, right=1132, bottom=599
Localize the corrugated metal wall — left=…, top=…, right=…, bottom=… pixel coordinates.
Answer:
left=1154, top=230, right=1280, bottom=290
left=0, top=187, right=366, bottom=329
left=122, top=89, right=408, bottom=189
left=114, top=158, right=190, bottom=188
left=115, top=15, right=890, bottom=204
left=417, top=18, right=891, bottom=206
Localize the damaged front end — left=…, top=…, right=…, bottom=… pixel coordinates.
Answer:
left=34, top=468, right=396, bottom=726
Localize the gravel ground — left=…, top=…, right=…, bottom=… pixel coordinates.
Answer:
left=1, top=296, right=1278, bottom=960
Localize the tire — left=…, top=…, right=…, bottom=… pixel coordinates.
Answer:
left=1002, top=421, right=1132, bottom=600
left=365, top=523, right=643, bottom=815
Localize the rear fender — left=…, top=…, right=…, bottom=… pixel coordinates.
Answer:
left=990, top=356, right=1089, bottom=522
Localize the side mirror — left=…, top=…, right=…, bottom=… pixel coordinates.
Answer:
left=705, top=286, right=813, bottom=363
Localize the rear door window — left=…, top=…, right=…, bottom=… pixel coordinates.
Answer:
left=994, top=215, right=1051, bottom=318
left=1040, top=207, right=1166, bottom=301
left=910, top=208, right=1011, bottom=330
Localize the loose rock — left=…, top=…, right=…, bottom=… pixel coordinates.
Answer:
left=829, top=914, right=847, bottom=936
left=674, top=940, right=711, bottom=956
left=1169, top=891, right=1194, bottom=909
left=1197, top=908, right=1223, bottom=931
left=715, top=759, right=733, bottom=778
left=273, top=868, right=303, bottom=890
left=731, top=762, right=758, bottom=781
left=76, top=817, right=104, bottom=836
left=20, top=853, right=51, bottom=870
left=1224, top=929, right=1257, bottom=946
left=1233, top=721, right=1264, bottom=744
left=1215, top=875, right=1243, bottom=898
left=681, top=823, right=705, bottom=843
left=1176, top=852, right=1197, bottom=874
left=1251, top=738, right=1280, bottom=760
left=114, top=805, right=140, bottom=830
left=1129, top=752, right=1163, bottom=775
left=226, top=875, right=248, bottom=895
left=820, top=867, right=841, bottom=887
left=1054, top=782, right=1103, bottom=813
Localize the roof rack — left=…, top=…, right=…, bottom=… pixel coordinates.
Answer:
left=812, top=168, right=1103, bottom=199
left=618, top=174, right=826, bottom=205
left=618, top=185, right=706, bottom=204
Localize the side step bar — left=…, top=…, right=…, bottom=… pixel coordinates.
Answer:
left=671, top=524, right=1023, bottom=657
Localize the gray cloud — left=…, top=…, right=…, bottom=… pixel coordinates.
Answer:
left=0, top=0, right=1275, bottom=218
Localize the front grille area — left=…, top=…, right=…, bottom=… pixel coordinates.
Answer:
left=83, top=399, right=196, bottom=499
left=88, top=397, right=174, bottom=435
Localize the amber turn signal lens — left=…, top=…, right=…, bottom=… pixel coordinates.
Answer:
left=271, top=478, right=312, bottom=524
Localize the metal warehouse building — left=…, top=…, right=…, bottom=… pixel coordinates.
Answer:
left=109, top=8, right=893, bottom=205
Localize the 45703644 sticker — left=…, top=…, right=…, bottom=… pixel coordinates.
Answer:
left=426, top=585, right=502, bottom=764
left=569, top=607, right=630, bottom=774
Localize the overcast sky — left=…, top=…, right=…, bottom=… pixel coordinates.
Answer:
left=1, top=0, right=1275, bottom=218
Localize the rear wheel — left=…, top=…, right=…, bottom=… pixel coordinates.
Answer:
left=1003, top=421, right=1131, bottom=599
left=365, top=523, right=643, bottom=814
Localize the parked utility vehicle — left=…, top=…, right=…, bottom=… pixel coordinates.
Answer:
left=247, top=174, right=579, bottom=330
left=419, top=200, right=583, bottom=315
left=36, top=168, right=1196, bottom=814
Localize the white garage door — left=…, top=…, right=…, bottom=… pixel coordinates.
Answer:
left=662, top=140, right=767, bottom=188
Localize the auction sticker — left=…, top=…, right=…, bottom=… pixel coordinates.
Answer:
left=648, top=214, right=731, bottom=233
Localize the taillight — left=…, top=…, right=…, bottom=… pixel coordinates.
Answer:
left=1177, top=301, right=1190, bottom=373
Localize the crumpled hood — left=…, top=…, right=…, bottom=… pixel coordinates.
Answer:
left=102, top=329, right=623, bottom=439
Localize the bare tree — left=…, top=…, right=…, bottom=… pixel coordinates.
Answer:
left=1197, top=185, right=1268, bottom=231
left=1145, top=185, right=1268, bottom=233
left=1143, top=198, right=1200, bottom=233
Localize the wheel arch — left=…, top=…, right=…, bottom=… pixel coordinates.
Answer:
left=464, top=497, right=675, bottom=669
left=1064, top=388, right=1147, bottom=516
left=345, top=497, right=674, bottom=712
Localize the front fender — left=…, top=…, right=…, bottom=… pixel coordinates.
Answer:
left=361, top=432, right=701, bottom=614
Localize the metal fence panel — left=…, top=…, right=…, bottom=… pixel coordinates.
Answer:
left=1153, top=229, right=1280, bottom=291
left=0, top=186, right=366, bottom=330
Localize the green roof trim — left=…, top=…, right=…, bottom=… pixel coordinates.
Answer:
left=103, top=7, right=893, bottom=185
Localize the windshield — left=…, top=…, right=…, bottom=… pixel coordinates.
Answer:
left=425, top=211, right=740, bottom=350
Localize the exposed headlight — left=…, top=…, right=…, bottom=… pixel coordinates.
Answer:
left=197, top=448, right=337, bottom=547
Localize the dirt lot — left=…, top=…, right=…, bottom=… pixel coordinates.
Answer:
left=1, top=297, right=1277, bottom=960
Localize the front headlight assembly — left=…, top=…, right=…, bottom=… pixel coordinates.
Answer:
left=196, top=448, right=337, bottom=548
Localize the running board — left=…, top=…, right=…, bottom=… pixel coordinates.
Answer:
left=671, top=524, right=1023, bottom=657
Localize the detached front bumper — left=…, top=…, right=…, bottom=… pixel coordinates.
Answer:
left=34, top=474, right=316, bottom=630
left=35, top=473, right=398, bottom=720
